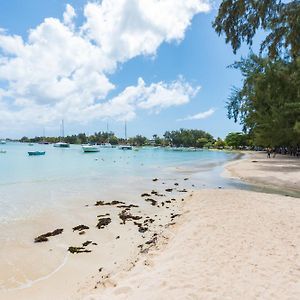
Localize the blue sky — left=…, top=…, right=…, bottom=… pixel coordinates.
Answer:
left=0, top=0, right=252, bottom=139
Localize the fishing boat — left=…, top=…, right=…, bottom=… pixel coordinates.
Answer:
left=28, top=151, right=46, bottom=156
left=82, top=145, right=100, bottom=153
left=53, top=120, right=70, bottom=148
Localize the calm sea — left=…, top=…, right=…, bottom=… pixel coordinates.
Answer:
left=0, top=142, right=237, bottom=222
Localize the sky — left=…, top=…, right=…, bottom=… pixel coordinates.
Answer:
left=0, top=0, right=251, bottom=139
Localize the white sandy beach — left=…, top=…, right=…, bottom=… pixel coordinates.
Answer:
left=225, top=152, right=300, bottom=193
left=85, top=189, right=300, bottom=300
left=85, top=153, right=300, bottom=300
left=1, top=153, right=300, bottom=300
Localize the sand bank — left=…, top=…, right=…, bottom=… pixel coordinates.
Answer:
left=225, top=152, right=300, bottom=194
left=87, top=189, right=300, bottom=300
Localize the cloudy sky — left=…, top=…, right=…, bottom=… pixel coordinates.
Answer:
left=0, top=0, right=247, bottom=139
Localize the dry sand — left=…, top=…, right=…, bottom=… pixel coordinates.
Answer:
left=86, top=189, right=300, bottom=300
left=84, top=153, right=300, bottom=300
left=225, top=152, right=300, bottom=194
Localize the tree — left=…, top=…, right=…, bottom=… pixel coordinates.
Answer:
left=214, top=137, right=226, bottom=149
left=225, top=132, right=249, bottom=148
left=227, top=55, right=300, bottom=147
left=196, top=137, right=209, bottom=148
left=164, top=129, right=214, bottom=147
left=213, top=0, right=300, bottom=60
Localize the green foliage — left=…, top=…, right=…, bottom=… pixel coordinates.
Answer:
left=214, top=137, right=226, bottom=148
left=227, top=55, right=300, bottom=147
left=128, top=135, right=148, bottom=146
left=213, top=0, right=300, bottom=60
left=163, top=129, right=214, bottom=147
left=225, top=132, right=250, bottom=148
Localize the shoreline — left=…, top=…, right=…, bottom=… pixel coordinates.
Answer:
left=85, top=151, right=300, bottom=299
left=1, top=151, right=299, bottom=299
left=224, top=151, right=300, bottom=196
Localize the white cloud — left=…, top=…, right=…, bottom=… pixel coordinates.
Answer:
left=63, top=4, right=76, bottom=30
left=177, top=108, right=215, bottom=121
left=82, top=0, right=210, bottom=62
left=0, top=1, right=210, bottom=130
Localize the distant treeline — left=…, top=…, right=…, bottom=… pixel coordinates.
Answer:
left=19, top=129, right=254, bottom=149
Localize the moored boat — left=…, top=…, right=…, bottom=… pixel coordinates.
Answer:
left=0, top=149, right=6, bottom=154
left=0, top=140, right=6, bottom=145
left=82, top=145, right=100, bottom=152
left=119, top=145, right=133, bottom=150
left=53, top=142, right=70, bottom=148
left=28, top=151, right=46, bottom=156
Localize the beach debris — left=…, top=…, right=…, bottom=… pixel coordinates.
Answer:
left=184, top=178, right=189, bottom=181
left=139, top=234, right=158, bottom=253
left=68, top=246, right=91, bottom=254
left=116, top=236, right=120, bottom=239
left=79, top=231, right=86, bottom=235
left=174, top=183, right=179, bottom=186
left=141, top=193, right=151, bottom=197
left=97, top=213, right=110, bottom=218
left=119, top=210, right=142, bottom=224
left=152, top=178, right=158, bottom=182
left=178, top=189, right=187, bottom=192
left=117, top=204, right=139, bottom=209
left=144, top=198, right=157, bottom=206
left=82, top=240, right=92, bottom=247
left=34, top=228, right=63, bottom=243
left=96, top=217, right=112, bottom=229
left=252, top=160, right=258, bottom=163
left=95, top=200, right=125, bottom=206
left=99, top=268, right=103, bottom=272
left=165, top=188, right=173, bottom=192
left=170, top=213, right=180, bottom=221
left=73, top=224, right=89, bottom=232
left=138, top=226, right=148, bottom=233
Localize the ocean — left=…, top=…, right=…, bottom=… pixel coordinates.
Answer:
left=0, top=142, right=238, bottom=223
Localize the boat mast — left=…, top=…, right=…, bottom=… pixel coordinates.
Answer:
left=62, top=119, right=64, bottom=141
left=106, top=121, right=110, bottom=143
left=125, top=120, right=127, bottom=141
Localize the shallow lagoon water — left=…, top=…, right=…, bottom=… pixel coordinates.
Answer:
left=0, top=142, right=238, bottom=222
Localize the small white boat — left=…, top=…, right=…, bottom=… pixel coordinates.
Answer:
left=0, top=149, right=6, bottom=153
left=119, top=145, right=133, bottom=150
left=0, top=140, right=6, bottom=145
left=28, top=143, right=34, bottom=146
left=100, top=143, right=113, bottom=148
left=54, top=142, right=70, bottom=148
left=82, top=145, right=100, bottom=153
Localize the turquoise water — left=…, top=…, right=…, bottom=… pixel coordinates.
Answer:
left=0, top=142, right=237, bottom=222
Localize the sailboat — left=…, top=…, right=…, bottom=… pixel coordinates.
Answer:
left=54, top=120, right=70, bottom=148
left=101, top=122, right=113, bottom=148
left=119, top=121, right=132, bottom=150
